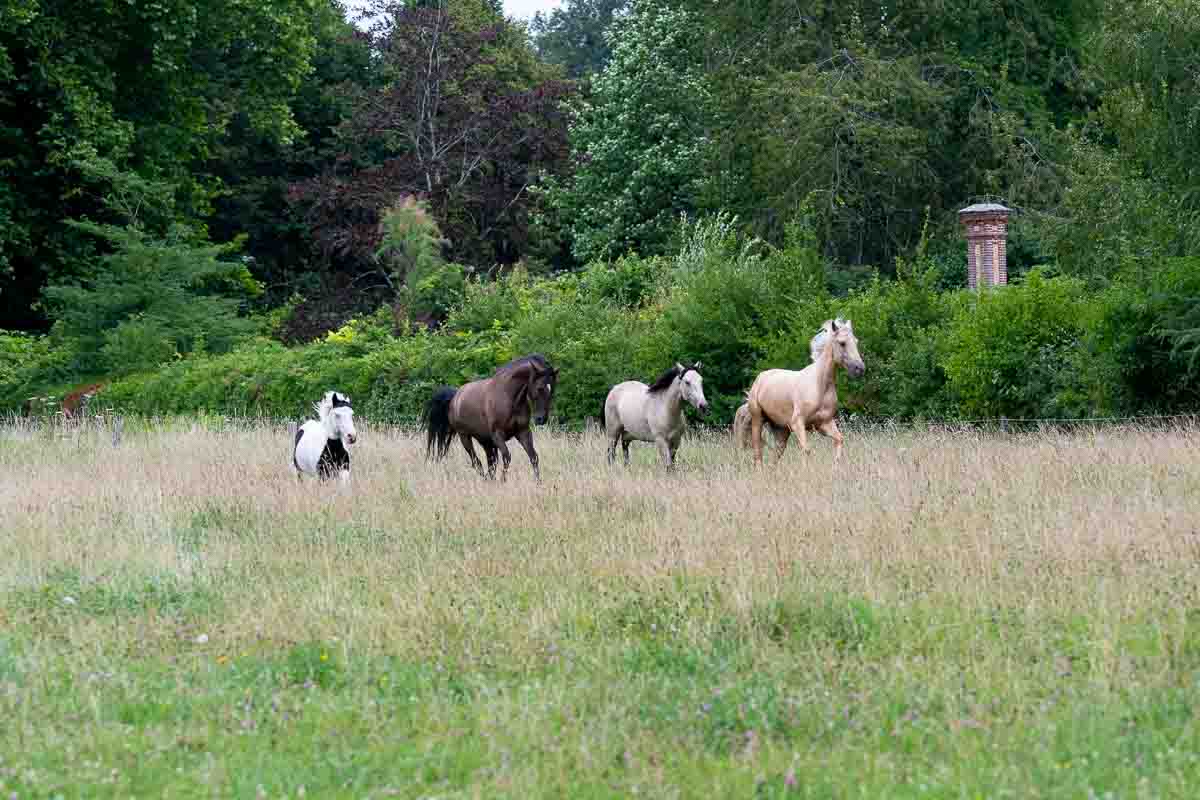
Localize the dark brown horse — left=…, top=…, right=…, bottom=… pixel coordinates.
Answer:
left=424, top=354, right=559, bottom=481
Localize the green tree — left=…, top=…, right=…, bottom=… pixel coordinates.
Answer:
left=691, top=0, right=1096, bottom=269
left=207, top=0, right=374, bottom=308
left=530, top=0, right=627, bottom=79
left=0, top=0, right=322, bottom=330
left=540, top=0, right=712, bottom=264
left=1032, top=0, right=1200, bottom=279
left=42, top=223, right=260, bottom=375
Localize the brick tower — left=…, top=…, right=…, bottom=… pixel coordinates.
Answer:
left=958, top=202, right=1011, bottom=289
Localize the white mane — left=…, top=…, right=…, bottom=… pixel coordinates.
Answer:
left=314, top=390, right=350, bottom=422
left=810, top=318, right=851, bottom=362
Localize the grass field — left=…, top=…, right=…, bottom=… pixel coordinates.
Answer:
left=3, top=418, right=1200, bottom=798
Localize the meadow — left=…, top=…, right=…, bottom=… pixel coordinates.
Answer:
left=2, top=418, right=1200, bottom=798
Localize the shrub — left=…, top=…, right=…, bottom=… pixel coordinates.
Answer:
left=940, top=270, right=1089, bottom=419
left=0, top=332, right=82, bottom=411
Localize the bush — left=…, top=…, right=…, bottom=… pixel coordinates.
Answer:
left=58, top=215, right=1200, bottom=428
left=1080, top=257, right=1200, bottom=415
left=0, top=332, right=81, bottom=411
left=940, top=270, right=1090, bottom=418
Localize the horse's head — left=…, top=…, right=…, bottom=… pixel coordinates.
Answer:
left=323, top=391, right=357, bottom=445
left=530, top=365, right=559, bottom=425
left=677, top=361, right=709, bottom=415
left=830, top=319, right=865, bottom=378
left=813, top=319, right=865, bottom=378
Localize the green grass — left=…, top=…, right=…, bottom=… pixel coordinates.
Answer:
left=2, top=419, right=1199, bottom=797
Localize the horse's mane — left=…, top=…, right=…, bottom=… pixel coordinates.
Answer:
left=647, top=365, right=684, bottom=394
left=314, top=390, right=351, bottom=420
left=809, top=318, right=851, bottom=362
left=494, top=353, right=550, bottom=377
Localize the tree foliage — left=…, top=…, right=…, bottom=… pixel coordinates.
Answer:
left=42, top=223, right=260, bottom=375
left=292, top=0, right=572, bottom=280
left=530, top=0, right=627, bottom=79
left=539, top=0, right=713, bottom=264
left=4, top=0, right=1200, bottom=426
left=0, top=0, right=324, bottom=329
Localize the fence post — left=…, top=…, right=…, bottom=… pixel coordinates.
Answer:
left=999, top=416, right=1008, bottom=434
left=111, top=416, right=124, bottom=448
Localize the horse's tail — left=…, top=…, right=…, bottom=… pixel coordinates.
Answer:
left=733, top=403, right=750, bottom=449
left=424, top=386, right=457, bottom=461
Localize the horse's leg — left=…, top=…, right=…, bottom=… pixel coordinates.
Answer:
left=459, top=432, right=485, bottom=477
left=491, top=432, right=513, bottom=482
left=607, top=425, right=622, bottom=466
left=772, top=424, right=790, bottom=462
left=790, top=415, right=809, bottom=455
left=515, top=428, right=540, bottom=482
left=655, top=437, right=672, bottom=470
left=622, top=437, right=632, bottom=467
left=817, top=419, right=845, bottom=464
left=481, top=440, right=499, bottom=479
left=749, top=407, right=765, bottom=466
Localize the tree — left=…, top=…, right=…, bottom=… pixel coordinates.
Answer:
left=42, top=222, right=260, bottom=375
left=530, top=0, right=628, bottom=79
left=539, top=0, right=713, bottom=264
left=1033, top=0, right=1200, bottom=279
left=206, top=1, right=375, bottom=308
left=292, top=0, right=572, bottom=282
left=0, top=0, right=322, bottom=330
left=688, top=0, right=1096, bottom=268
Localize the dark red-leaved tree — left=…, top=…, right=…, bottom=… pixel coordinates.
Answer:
left=291, top=0, right=572, bottom=283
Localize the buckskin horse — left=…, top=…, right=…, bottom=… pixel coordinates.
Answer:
left=604, top=362, right=708, bottom=469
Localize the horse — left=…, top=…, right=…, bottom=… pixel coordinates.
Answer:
left=604, top=362, right=708, bottom=469
left=744, top=318, right=864, bottom=465
left=424, top=354, right=559, bottom=481
left=293, top=390, right=358, bottom=482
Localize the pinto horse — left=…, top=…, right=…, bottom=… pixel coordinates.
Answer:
left=293, top=391, right=358, bottom=481
left=744, top=318, right=865, bottom=465
left=424, top=354, right=559, bottom=481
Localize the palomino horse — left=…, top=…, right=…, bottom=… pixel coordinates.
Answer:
left=604, top=362, right=708, bottom=469
left=424, top=354, right=559, bottom=481
left=293, top=390, right=358, bottom=481
left=744, top=318, right=864, bottom=465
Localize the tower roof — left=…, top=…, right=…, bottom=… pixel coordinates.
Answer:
left=958, top=202, right=1011, bottom=216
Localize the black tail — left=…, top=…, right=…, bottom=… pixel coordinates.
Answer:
left=424, top=386, right=457, bottom=460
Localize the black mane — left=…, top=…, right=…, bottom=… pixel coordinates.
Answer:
left=494, top=353, right=551, bottom=377
left=646, top=365, right=684, bottom=394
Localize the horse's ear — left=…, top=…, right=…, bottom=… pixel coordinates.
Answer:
left=693, top=361, right=702, bottom=371
left=675, top=362, right=684, bottom=372
left=831, top=319, right=839, bottom=332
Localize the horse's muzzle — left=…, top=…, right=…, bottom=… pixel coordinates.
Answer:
left=849, top=363, right=866, bottom=378
left=346, top=434, right=358, bottom=445
left=697, top=402, right=710, bottom=416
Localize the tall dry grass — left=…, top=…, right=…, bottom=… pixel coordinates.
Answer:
left=2, top=418, right=1200, bottom=796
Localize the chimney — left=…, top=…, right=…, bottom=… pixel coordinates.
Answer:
left=958, top=203, right=1012, bottom=289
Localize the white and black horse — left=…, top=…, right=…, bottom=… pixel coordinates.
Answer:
left=293, top=391, right=358, bottom=481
